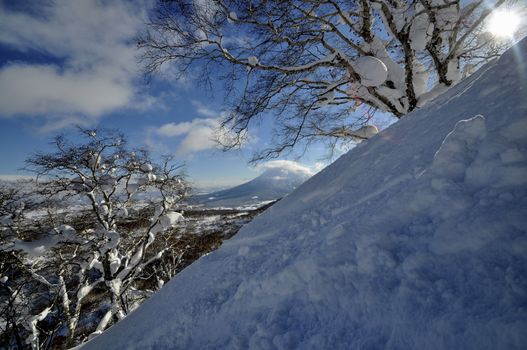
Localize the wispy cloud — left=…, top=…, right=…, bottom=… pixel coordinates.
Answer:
left=192, top=100, right=219, bottom=118
left=257, top=160, right=314, bottom=176
left=154, top=118, right=223, bottom=156
left=0, top=64, right=132, bottom=117
left=149, top=101, right=251, bottom=156
left=154, top=118, right=233, bottom=156
left=0, top=0, right=152, bottom=130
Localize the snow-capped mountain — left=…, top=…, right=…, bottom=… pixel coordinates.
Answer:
left=83, top=39, right=527, bottom=349
left=192, top=160, right=313, bottom=207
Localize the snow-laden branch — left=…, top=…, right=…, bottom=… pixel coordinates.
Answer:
left=140, top=0, right=517, bottom=159
left=8, top=128, right=192, bottom=345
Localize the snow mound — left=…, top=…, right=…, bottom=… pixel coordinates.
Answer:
left=353, top=55, right=388, bottom=87
left=352, top=124, right=379, bottom=139
left=248, top=56, right=259, bottom=66
left=159, top=211, right=183, bottom=228
left=141, top=163, right=153, bottom=172
left=83, top=39, right=527, bottom=349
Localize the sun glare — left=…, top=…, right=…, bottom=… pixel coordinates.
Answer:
left=487, top=10, right=521, bottom=38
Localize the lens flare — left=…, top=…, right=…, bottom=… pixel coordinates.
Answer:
left=487, top=10, right=521, bottom=38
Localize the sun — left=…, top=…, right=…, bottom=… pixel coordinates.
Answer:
left=487, top=10, right=521, bottom=38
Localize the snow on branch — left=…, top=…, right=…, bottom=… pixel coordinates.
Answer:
left=140, top=0, right=519, bottom=159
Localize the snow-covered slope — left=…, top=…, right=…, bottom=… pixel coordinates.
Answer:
left=83, top=40, right=527, bottom=349
left=192, top=161, right=312, bottom=207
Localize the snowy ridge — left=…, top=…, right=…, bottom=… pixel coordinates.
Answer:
left=83, top=39, right=527, bottom=349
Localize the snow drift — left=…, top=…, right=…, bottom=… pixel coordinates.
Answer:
left=83, top=39, right=527, bottom=349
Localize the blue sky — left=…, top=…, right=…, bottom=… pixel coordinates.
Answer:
left=0, top=0, right=337, bottom=188
left=3, top=0, right=414, bottom=192
left=0, top=1, right=523, bottom=189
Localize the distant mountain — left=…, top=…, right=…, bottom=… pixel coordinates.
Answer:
left=192, top=161, right=313, bottom=207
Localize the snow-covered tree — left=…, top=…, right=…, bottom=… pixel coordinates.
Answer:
left=0, top=129, right=190, bottom=348
left=0, top=182, right=38, bottom=244
left=140, top=0, right=522, bottom=159
left=0, top=183, right=62, bottom=350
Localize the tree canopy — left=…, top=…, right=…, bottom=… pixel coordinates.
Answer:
left=1, top=128, right=190, bottom=347
left=140, top=0, right=517, bottom=160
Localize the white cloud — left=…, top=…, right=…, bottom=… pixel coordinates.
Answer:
left=155, top=118, right=222, bottom=156
left=0, top=0, right=151, bottom=128
left=152, top=101, right=250, bottom=156
left=38, top=114, right=94, bottom=134
left=155, top=116, right=250, bottom=156
left=154, top=116, right=249, bottom=156
left=257, top=160, right=314, bottom=176
left=0, top=64, right=131, bottom=117
left=192, top=100, right=219, bottom=118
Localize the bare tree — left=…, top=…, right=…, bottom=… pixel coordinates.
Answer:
left=139, top=0, right=522, bottom=160
left=1, top=128, right=190, bottom=348
left=0, top=182, right=60, bottom=350
left=0, top=181, right=39, bottom=243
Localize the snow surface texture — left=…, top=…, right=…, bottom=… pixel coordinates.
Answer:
left=83, top=39, right=527, bottom=349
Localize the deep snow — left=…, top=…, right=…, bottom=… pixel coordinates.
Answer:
left=83, top=39, right=527, bottom=349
